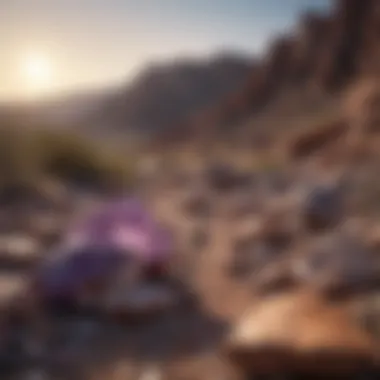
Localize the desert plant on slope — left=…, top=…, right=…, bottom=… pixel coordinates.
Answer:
left=0, top=126, right=136, bottom=194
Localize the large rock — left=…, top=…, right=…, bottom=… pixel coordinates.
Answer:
left=302, top=184, right=344, bottom=232
left=0, top=235, right=41, bottom=270
left=224, top=291, right=378, bottom=375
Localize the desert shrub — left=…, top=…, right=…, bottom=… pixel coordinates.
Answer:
left=0, top=126, right=135, bottom=194
left=0, top=127, right=40, bottom=187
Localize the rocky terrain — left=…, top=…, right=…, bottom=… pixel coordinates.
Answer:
left=2, top=53, right=253, bottom=140
left=162, top=0, right=380, bottom=147
left=0, top=150, right=379, bottom=379
left=0, top=0, right=380, bottom=379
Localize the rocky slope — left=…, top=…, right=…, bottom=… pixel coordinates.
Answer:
left=178, top=0, right=380, bottom=145
left=87, top=53, right=253, bottom=135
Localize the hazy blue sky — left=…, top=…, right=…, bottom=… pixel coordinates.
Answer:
left=0, top=0, right=332, bottom=101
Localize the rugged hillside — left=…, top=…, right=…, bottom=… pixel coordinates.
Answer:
left=181, top=0, right=380, bottom=144
left=5, top=0, right=380, bottom=147
left=0, top=53, right=252, bottom=139
left=85, top=53, right=253, bottom=135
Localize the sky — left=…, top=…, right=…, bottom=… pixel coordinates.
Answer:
left=0, top=0, right=332, bottom=102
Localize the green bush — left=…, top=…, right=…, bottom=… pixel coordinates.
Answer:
left=0, top=126, right=136, bottom=194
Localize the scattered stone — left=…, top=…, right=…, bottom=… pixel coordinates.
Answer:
left=205, top=164, right=252, bottom=193
left=224, top=291, right=378, bottom=375
left=139, top=364, right=162, bottom=380
left=229, top=206, right=295, bottom=281
left=0, top=275, right=29, bottom=311
left=293, top=234, right=379, bottom=298
left=350, top=293, right=380, bottom=339
left=258, top=208, right=295, bottom=252
left=188, top=227, right=209, bottom=252
left=302, top=185, right=344, bottom=232
left=229, top=240, right=272, bottom=279
left=364, top=224, right=380, bottom=255
left=253, top=261, right=300, bottom=295
left=227, top=191, right=262, bottom=220
left=104, top=283, right=179, bottom=321
left=261, top=169, right=293, bottom=194
left=26, top=214, right=65, bottom=249
left=182, top=194, right=211, bottom=219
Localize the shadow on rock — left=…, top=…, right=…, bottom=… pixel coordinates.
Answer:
left=15, top=301, right=230, bottom=380
left=90, top=302, right=228, bottom=365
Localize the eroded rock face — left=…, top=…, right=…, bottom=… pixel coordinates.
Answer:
left=224, top=291, right=378, bottom=376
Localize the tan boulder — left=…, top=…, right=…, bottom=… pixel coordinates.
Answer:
left=0, top=234, right=41, bottom=268
left=224, top=291, right=378, bottom=375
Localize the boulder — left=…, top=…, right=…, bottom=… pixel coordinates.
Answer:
left=0, top=235, right=41, bottom=270
left=224, top=291, right=378, bottom=375
left=302, top=184, right=344, bottom=232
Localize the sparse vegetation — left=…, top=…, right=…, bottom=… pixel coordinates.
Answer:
left=0, top=125, right=136, bottom=194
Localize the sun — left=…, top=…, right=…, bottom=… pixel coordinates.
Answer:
left=19, top=52, right=54, bottom=98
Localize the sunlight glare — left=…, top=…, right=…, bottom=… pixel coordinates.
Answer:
left=19, top=51, right=54, bottom=98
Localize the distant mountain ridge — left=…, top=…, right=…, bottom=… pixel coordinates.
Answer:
left=4, top=0, right=379, bottom=147
left=82, top=0, right=380, bottom=144
left=0, top=52, right=253, bottom=140
left=85, top=53, right=254, bottom=135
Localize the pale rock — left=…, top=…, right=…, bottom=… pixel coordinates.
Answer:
left=224, top=291, right=377, bottom=374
